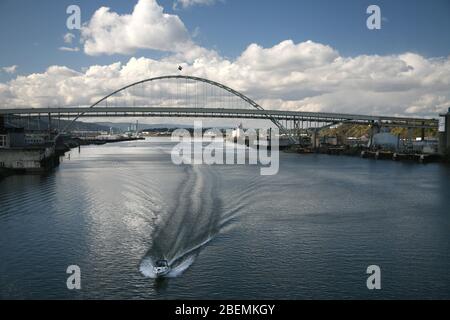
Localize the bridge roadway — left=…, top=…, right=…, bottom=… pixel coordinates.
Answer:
left=0, top=106, right=438, bottom=129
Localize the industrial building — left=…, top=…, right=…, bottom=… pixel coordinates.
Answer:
left=0, top=116, right=58, bottom=174
left=439, top=108, right=450, bottom=155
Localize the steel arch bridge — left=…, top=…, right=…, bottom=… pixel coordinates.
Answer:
left=0, top=75, right=439, bottom=141
left=63, top=75, right=294, bottom=140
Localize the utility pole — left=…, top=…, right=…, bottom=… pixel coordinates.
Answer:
left=48, top=113, right=52, bottom=138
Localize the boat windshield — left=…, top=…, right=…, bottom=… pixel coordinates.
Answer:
left=156, top=260, right=169, bottom=268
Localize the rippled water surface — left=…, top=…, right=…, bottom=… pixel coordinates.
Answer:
left=1, top=138, right=450, bottom=299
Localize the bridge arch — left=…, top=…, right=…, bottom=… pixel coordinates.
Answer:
left=61, top=75, right=292, bottom=140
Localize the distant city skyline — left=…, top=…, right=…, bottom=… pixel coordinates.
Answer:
left=1, top=0, right=449, bottom=118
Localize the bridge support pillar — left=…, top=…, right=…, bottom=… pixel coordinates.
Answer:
left=438, top=108, right=450, bottom=155
left=311, top=130, right=316, bottom=149
left=369, top=121, right=380, bottom=149
left=421, top=121, right=425, bottom=141
left=48, top=113, right=52, bottom=134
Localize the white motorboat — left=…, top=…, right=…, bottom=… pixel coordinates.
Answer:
left=153, top=259, right=170, bottom=277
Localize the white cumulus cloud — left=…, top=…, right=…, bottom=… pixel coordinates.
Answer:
left=81, top=0, right=194, bottom=56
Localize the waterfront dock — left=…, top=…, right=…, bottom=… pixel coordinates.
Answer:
left=0, top=115, right=145, bottom=178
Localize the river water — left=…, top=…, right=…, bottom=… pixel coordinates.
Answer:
left=1, top=138, right=449, bottom=299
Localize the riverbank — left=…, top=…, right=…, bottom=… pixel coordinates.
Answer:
left=0, top=168, right=12, bottom=179
left=0, top=136, right=145, bottom=180
left=56, top=136, right=145, bottom=154
left=286, top=144, right=444, bottom=164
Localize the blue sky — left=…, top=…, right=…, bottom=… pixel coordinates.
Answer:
left=0, top=0, right=449, bottom=80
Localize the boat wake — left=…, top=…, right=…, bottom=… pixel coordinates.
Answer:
left=139, top=163, right=221, bottom=279
left=138, top=141, right=266, bottom=279
left=139, top=237, right=213, bottom=278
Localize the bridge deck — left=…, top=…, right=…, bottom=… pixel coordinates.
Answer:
left=0, top=107, right=438, bottom=129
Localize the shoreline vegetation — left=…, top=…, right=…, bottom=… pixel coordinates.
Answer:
left=318, top=123, right=438, bottom=140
